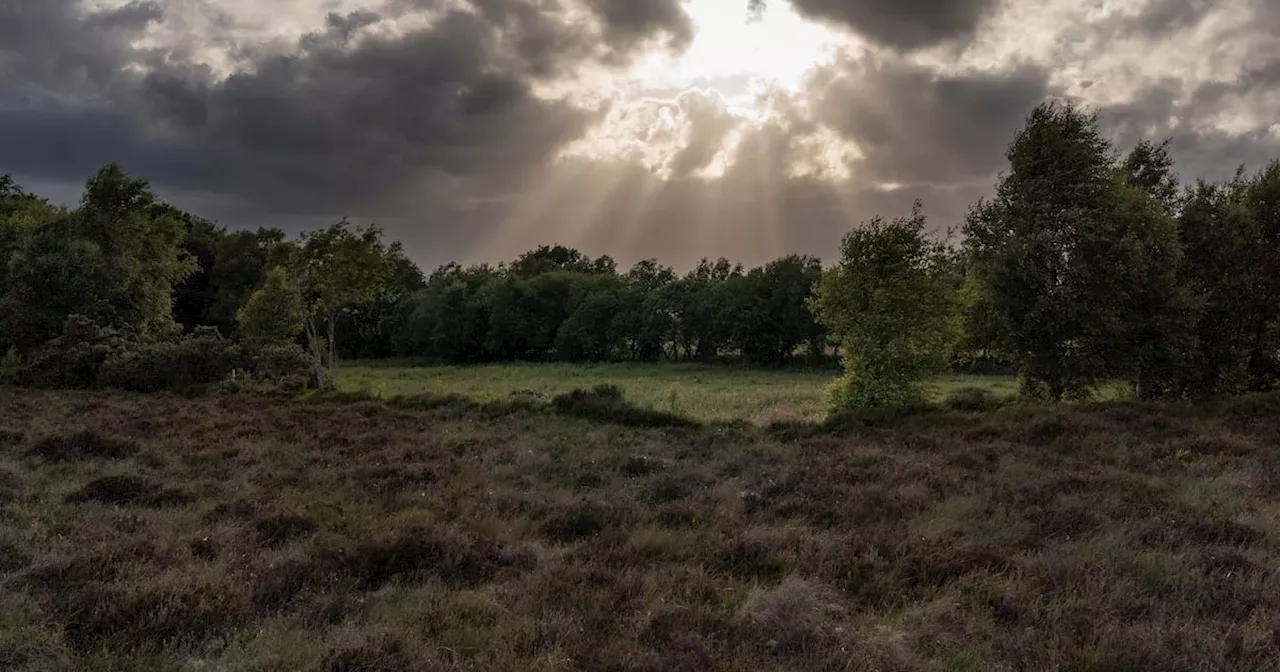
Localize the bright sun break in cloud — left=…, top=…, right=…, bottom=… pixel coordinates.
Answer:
left=635, top=0, right=843, bottom=96
left=561, top=0, right=851, bottom=178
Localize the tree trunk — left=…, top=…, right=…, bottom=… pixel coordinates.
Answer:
left=303, top=313, right=327, bottom=389
left=327, top=311, right=339, bottom=389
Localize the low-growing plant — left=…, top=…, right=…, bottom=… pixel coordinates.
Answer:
left=551, top=384, right=694, bottom=427
left=943, top=386, right=1007, bottom=412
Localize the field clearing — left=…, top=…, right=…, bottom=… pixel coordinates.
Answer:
left=3, top=386, right=1280, bottom=670
left=338, top=362, right=1024, bottom=423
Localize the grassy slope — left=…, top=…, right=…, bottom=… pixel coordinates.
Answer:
left=338, top=362, right=1024, bottom=423
left=2, top=386, right=1280, bottom=670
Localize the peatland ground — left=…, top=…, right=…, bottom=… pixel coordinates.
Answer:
left=3, top=382, right=1280, bottom=670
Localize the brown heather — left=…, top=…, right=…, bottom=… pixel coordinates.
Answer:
left=2, top=385, right=1280, bottom=670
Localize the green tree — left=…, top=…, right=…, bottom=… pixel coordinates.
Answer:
left=809, top=203, right=959, bottom=410
left=1105, top=176, right=1196, bottom=398
left=292, top=220, right=398, bottom=388
left=77, top=166, right=195, bottom=333
left=0, top=177, right=62, bottom=352
left=620, top=259, right=678, bottom=361
left=487, top=271, right=578, bottom=360
left=1241, top=162, right=1280, bottom=390
left=172, top=216, right=294, bottom=336
left=402, top=264, right=499, bottom=363
left=673, top=258, right=742, bottom=361
left=336, top=247, right=426, bottom=359
left=964, top=102, right=1124, bottom=400
left=556, top=274, right=627, bottom=362
left=236, top=266, right=304, bottom=344
left=1121, top=138, right=1182, bottom=215
left=1, top=166, right=193, bottom=351
left=732, top=255, right=825, bottom=365
left=508, top=244, right=614, bottom=278
left=1174, top=163, right=1280, bottom=394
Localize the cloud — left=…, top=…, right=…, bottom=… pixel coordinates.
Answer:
left=0, top=0, right=703, bottom=216
left=583, top=0, right=695, bottom=57
left=2, top=0, right=1280, bottom=272
left=782, top=0, right=1001, bottom=50
left=0, top=0, right=160, bottom=93
left=664, top=90, right=740, bottom=178
left=808, top=55, right=1049, bottom=185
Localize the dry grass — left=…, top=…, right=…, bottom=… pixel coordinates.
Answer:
left=2, top=385, right=1280, bottom=670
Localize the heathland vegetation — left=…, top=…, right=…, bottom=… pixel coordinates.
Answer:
left=2, top=100, right=1280, bottom=670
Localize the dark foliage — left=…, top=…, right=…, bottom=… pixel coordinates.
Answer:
left=7, top=316, right=311, bottom=393
left=551, top=384, right=696, bottom=427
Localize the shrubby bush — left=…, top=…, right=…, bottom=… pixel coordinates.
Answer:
left=99, top=331, right=244, bottom=392
left=242, top=342, right=312, bottom=386
left=6, top=315, right=311, bottom=393
left=9, top=316, right=123, bottom=389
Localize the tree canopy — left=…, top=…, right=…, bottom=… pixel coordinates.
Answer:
left=811, top=203, right=959, bottom=409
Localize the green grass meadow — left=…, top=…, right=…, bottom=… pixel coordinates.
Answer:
left=337, top=361, right=1025, bottom=423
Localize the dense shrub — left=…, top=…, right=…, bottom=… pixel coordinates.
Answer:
left=99, top=333, right=244, bottom=392
left=242, top=342, right=312, bottom=385
left=9, top=316, right=122, bottom=389
left=7, top=316, right=311, bottom=393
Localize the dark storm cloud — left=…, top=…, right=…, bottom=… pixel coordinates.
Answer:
left=0, top=0, right=699, bottom=215
left=0, top=0, right=160, bottom=92
left=808, top=56, right=1049, bottom=185
left=1086, top=0, right=1280, bottom=183
left=781, top=0, right=1001, bottom=50
left=1097, top=74, right=1280, bottom=184
left=584, top=0, right=695, bottom=56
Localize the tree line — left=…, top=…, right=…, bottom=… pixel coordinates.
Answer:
left=1, top=99, right=1277, bottom=407
left=0, top=170, right=833, bottom=391
left=824, top=101, right=1280, bottom=407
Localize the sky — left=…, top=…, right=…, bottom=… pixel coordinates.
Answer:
left=2, top=0, right=1279, bottom=271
